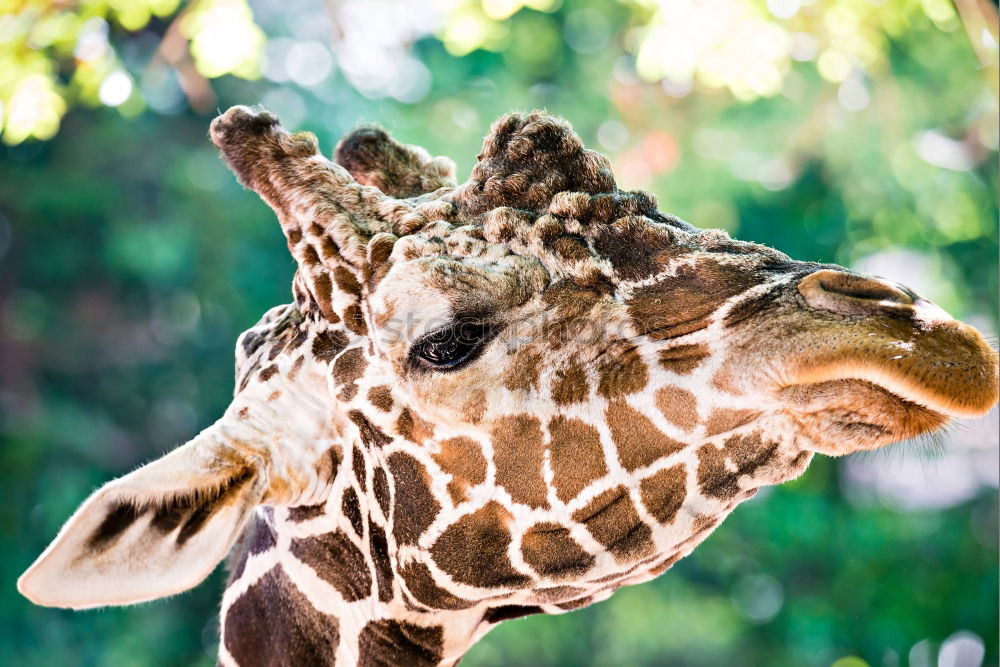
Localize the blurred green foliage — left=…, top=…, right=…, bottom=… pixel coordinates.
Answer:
left=1, top=0, right=997, bottom=665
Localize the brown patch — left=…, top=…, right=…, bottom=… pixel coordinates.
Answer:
left=290, top=531, right=373, bottom=602
left=320, top=235, right=340, bottom=262
left=606, top=400, right=685, bottom=472
left=491, top=414, right=548, bottom=509
left=710, top=357, right=741, bottom=394
left=552, top=360, right=590, bottom=405
left=333, top=347, right=367, bottom=400
left=357, top=619, right=443, bottom=667
left=399, top=561, right=477, bottom=610
left=639, top=464, right=686, bottom=524
left=552, top=235, right=591, bottom=261
left=315, top=446, right=341, bottom=481
left=342, top=302, right=368, bottom=336
left=224, top=566, right=339, bottom=666
left=369, top=522, right=394, bottom=602
left=367, top=385, right=394, bottom=412
left=430, top=501, right=531, bottom=588
left=333, top=266, right=362, bottom=297
left=724, top=284, right=783, bottom=328
left=572, top=486, right=655, bottom=562
left=697, top=433, right=779, bottom=499
left=302, top=244, right=321, bottom=266
left=596, top=345, right=648, bottom=398
left=692, top=513, right=720, bottom=535
left=628, top=259, right=758, bottom=339
left=433, top=436, right=487, bottom=504
left=647, top=552, right=683, bottom=576
left=547, top=416, right=607, bottom=503
left=395, top=408, right=436, bottom=445
left=238, top=406, right=250, bottom=419
left=654, top=386, right=698, bottom=431
left=592, top=215, right=682, bottom=280
left=288, top=354, right=305, bottom=380
left=288, top=504, right=326, bottom=522
left=534, top=585, right=587, bottom=603
left=267, top=390, right=281, bottom=402
left=311, top=272, right=337, bottom=322
left=286, top=325, right=309, bottom=351
left=373, top=467, right=391, bottom=516
left=88, top=503, right=145, bottom=551
left=520, top=522, right=595, bottom=579
left=557, top=595, right=594, bottom=611
left=312, top=328, right=350, bottom=363
left=483, top=605, right=544, bottom=623
left=541, top=281, right=601, bottom=324
left=241, top=330, right=266, bottom=357
left=387, top=452, right=440, bottom=545
left=258, top=364, right=278, bottom=382
left=342, top=487, right=364, bottom=537
left=462, top=390, right=488, bottom=423
left=704, top=408, right=760, bottom=436
left=352, top=446, right=368, bottom=491
left=503, top=349, right=543, bottom=392
left=349, top=410, right=393, bottom=448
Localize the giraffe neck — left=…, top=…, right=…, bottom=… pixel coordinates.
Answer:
left=218, top=472, right=499, bottom=666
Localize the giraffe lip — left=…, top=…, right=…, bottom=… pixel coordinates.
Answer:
left=778, top=377, right=949, bottom=452
left=773, top=317, right=999, bottom=421
left=784, top=353, right=997, bottom=419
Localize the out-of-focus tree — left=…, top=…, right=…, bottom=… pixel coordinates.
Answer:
left=1, top=1, right=996, bottom=666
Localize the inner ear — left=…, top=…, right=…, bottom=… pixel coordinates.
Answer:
left=89, top=467, right=257, bottom=551
left=335, top=126, right=456, bottom=198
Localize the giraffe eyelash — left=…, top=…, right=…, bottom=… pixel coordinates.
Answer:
left=408, top=320, right=500, bottom=373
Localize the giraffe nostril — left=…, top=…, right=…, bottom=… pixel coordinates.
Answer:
left=798, top=269, right=913, bottom=317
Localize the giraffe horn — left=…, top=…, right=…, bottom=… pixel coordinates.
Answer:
left=210, top=105, right=385, bottom=268
left=211, top=106, right=391, bottom=328
left=335, top=125, right=457, bottom=198
left=455, top=111, right=620, bottom=217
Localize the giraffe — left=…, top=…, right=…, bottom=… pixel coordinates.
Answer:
left=18, top=106, right=999, bottom=666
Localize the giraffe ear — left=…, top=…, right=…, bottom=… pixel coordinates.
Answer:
left=18, top=425, right=266, bottom=610
left=335, top=126, right=456, bottom=198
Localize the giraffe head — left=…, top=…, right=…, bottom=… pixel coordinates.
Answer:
left=20, top=108, right=998, bottom=660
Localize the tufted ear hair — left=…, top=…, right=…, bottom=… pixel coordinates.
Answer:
left=18, top=423, right=267, bottom=609
left=211, top=106, right=393, bottom=331
left=457, top=111, right=620, bottom=216
left=335, top=126, right=457, bottom=198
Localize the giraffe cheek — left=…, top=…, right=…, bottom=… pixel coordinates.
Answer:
left=638, top=464, right=687, bottom=525
left=386, top=452, right=440, bottom=546
left=520, top=523, right=595, bottom=579
left=430, top=502, right=532, bottom=590
left=572, top=486, right=656, bottom=564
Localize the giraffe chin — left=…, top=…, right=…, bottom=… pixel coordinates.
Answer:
left=779, top=378, right=949, bottom=455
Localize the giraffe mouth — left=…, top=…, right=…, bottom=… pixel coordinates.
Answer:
left=772, top=318, right=998, bottom=454
left=778, top=377, right=949, bottom=454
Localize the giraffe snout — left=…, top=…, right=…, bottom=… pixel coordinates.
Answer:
left=797, top=269, right=919, bottom=318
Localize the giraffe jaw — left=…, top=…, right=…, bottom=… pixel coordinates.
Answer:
left=778, top=377, right=950, bottom=455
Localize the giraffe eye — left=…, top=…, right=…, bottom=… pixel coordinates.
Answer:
left=410, top=321, right=494, bottom=371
